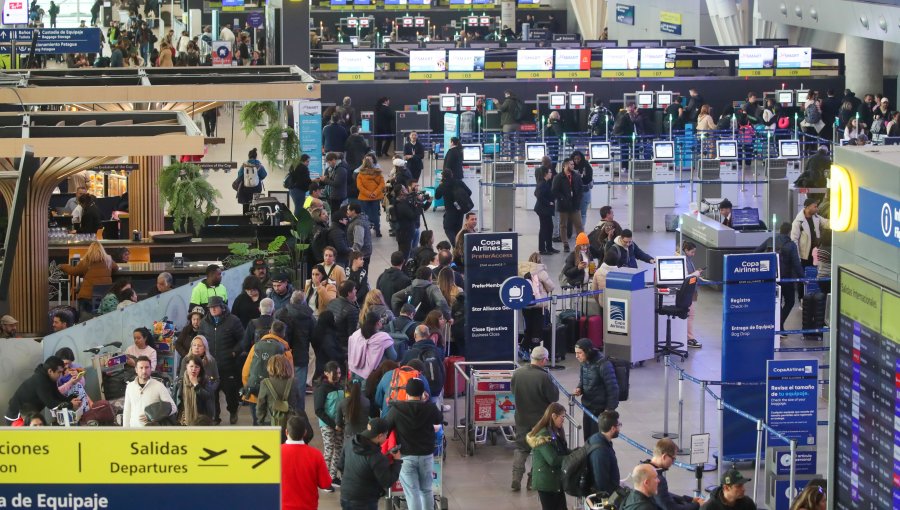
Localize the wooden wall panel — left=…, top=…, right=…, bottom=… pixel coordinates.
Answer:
left=127, top=155, right=164, bottom=235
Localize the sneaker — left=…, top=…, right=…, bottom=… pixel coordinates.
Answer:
left=441, top=404, right=451, bottom=412
left=322, top=486, right=335, bottom=493
left=306, top=384, right=313, bottom=395
left=563, top=245, right=571, bottom=253
left=375, top=230, right=383, bottom=238
left=511, top=479, right=521, bottom=492
left=687, top=338, right=702, bottom=348
left=331, top=477, right=342, bottom=487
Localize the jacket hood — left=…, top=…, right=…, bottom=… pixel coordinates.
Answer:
left=526, top=429, right=552, bottom=449
left=571, top=150, right=586, bottom=161
left=348, top=330, right=394, bottom=377
left=360, top=167, right=382, bottom=176
left=518, top=260, right=547, bottom=276
left=410, top=279, right=432, bottom=288
left=259, top=333, right=289, bottom=347
left=351, top=434, right=381, bottom=455
left=613, top=236, right=629, bottom=248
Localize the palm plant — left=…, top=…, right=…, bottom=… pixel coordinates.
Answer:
left=158, top=162, right=221, bottom=235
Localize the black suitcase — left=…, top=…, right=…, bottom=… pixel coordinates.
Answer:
left=801, top=292, right=826, bottom=340
left=608, top=357, right=630, bottom=402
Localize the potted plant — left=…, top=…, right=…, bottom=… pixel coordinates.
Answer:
left=158, top=162, right=221, bottom=239
left=239, top=100, right=301, bottom=169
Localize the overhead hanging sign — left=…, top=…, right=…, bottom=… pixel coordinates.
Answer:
left=0, top=28, right=102, bottom=54
left=615, top=3, right=634, bottom=25
left=857, top=187, right=900, bottom=249
left=0, top=428, right=280, bottom=509
left=2, top=0, right=27, bottom=24
left=659, top=11, right=682, bottom=35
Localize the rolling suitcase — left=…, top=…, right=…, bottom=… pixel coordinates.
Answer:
left=801, top=292, right=826, bottom=340
left=586, top=315, right=603, bottom=350
left=444, top=356, right=466, bottom=397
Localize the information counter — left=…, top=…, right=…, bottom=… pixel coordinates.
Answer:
left=679, top=212, right=771, bottom=285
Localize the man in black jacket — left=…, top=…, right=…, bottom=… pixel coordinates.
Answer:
left=551, top=157, right=584, bottom=253
left=642, top=439, right=702, bottom=509
left=345, top=125, right=370, bottom=172
left=587, top=410, right=622, bottom=497
left=385, top=379, right=443, bottom=510
left=338, top=417, right=403, bottom=509
left=377, top=251, right=412, bottom=304
left=286, top=154, right=312, bottom=217
left=326, top=281, right=360, bottom=360
left=198, top=296, right=246, bottom=425
left=574, top=338, right=619, bottom=438
left=275, top=290, right=317, bottom=396
left=442, top=136, right=463, bottom=181
left=5, top=356, right=79, bottom=423
left=327, top=208, right=352, bottom=268
left=322, top=114, right=348, bottom=154
left=436, top=141, right=469, bottom=244
left=571, top=150, right=593, bottom=227
left=683, top=88, right=704, bottom=124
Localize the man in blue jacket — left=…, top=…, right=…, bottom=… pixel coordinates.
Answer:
left=643, top=438, right=703, bottom=509
left=401, top=325, right=445, bottom=404
left=605, top=229, right=655, bottom=269
left=587, top=410, right=622, bottom=497
left=574, top=338, right=619, bottom=438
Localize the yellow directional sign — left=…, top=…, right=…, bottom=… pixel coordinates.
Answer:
left=0, top=428, right=281, bottom=484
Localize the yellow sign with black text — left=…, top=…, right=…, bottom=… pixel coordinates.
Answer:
left=775, top=68, right=810, bottom=77
left=555, top=70, right=590, bottom=79
left=639, top=70, right=675, bottom=78
left=516, top=70, right=552, bottom=79
left=410, top=72, right=446, bottom=81
left=738, top=69, right=774, bottom=77
left=448, top=71, right=484, bottom=80
left=601, top=70, right=638, bottom=78
left=339, top=72, right=375, bottom=81
left=0, top=428, right=281, bottom=484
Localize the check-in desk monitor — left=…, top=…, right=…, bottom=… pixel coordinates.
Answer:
left=716, top=140, right=738, bottom=160
left=569, top=92, right=586, bottom=109
left=776, top=90, right=794, bottom=106
left=462, top=144, right=483, bottom=164
left=459, top=94, right=477, bottom=110
left=549, top=92, right=567, bottom=109
left=656, top=91, right=673, bottom=108
left=525, top=143, right=547, bottom=163
left=589, top=142, right=611, bottom=161
left=440, top=94, right=457, bottom=111
left=779, top=140, right=800, bottom=159
left=655, top=256, right=686, bottom=286
left=637, top=92, right=654, bottom=108
left=653, top=141, right=675, bottom=160
left=731, top=207, right=761, bottom=230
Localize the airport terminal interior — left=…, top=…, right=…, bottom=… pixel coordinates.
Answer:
left=1, top=0, right=899, bottom=509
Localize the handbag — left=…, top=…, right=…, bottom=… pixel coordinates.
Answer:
left=144, top=401, right=174, bottom=423
left=231, top=175, right=242, bottom=192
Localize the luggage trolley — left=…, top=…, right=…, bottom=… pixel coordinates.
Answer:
left=385, top=424, right=449, bottom=510
left=468, top=369, right=516, bottom=451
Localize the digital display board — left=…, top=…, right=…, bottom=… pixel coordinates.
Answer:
left=601, top=48, right=639, bottom=70
left=639, top=48, right=675, bottom=69
left=738, top=47, right=774, bottom=69
left=330, top=0, right=348, bottom=4
left=554, top=48, right=591, bottom=70
left=517, top=48, right=554, bottom=71
left=384, top=0, right=407, bottom=4
left=447, top=50, right=485, bottom=71
left=409, top=50, right=446, bottom=72
left=833, top=268, right=900, bottom=510
left=2, top=0, right=29, bottom=24
left=776, top=47, right=811, bottom=68
left=338, top=51, right=375, bottom=73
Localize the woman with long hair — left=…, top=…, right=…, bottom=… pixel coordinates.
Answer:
left=175, top=307, right=205, bottom=358
left=231, top=275, right=264, bottom=328
left=526, top=402, right=569, bottom=510
left=179, top=335, right=220, bottom=401
left=789, top=483, right=826, bottom=510
left=312, top=310, right=340, bottom=381
left=364, top=359, right=399, bottom=415
left=176, top=355, right=212, bottom=425
left=358, top=289, right=394, bottom=327
left=60, top=240, right=118, bottom=316
left=336, top=379, right=370, bottom=440
left=562, top=233, right=591, bottom=287
left=410, top=230, right=436, bottom=269
left=347, top=312, right=397, bottom=383
left=125, top=327, right=157, bottom=371
left=305, top=264, right=337, bottom=317
left=436, top=266, right=462, bottom=308
left=423, top=309, right=447, bottom=349
left=256, top=354, right=304, bottom=427
left=519, top=252, right=558, bottom=345
left=75, top=193, right=102, bottom=234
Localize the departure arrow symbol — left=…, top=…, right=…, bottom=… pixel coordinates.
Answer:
left=240, top=445, right=271, bottom=469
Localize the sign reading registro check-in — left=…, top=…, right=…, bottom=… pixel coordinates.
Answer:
left=0, top=428, right=280, bottom=509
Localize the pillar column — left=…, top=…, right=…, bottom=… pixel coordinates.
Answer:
left=844, top=36, right=883, bottom=98
left=0, top=183, right=52, bottom=334
left=128, top=155, right=165, bottom=236
left=280, top=0, right=310, bottom=69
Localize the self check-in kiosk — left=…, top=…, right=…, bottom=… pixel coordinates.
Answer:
left=630, top=141, right=676, bottom=232
left=764, top=139, right=802, bottom=226
left=698, top=140, right=740, bottom=204
left=589, top=141, right=612, bottom=212
left=654, top=256, right=688, bottom=353
left=522, top=143, right=546, bottom=210
left=536, top=90, right=594, bottom=133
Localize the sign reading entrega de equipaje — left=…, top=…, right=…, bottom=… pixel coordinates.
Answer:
left=0, top=428, right=280, bottom=509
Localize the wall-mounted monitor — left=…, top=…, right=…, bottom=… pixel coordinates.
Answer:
left=656, top=91, right=673, bottom=108
left=479, top=16, right=491, bottom=26
left=462, top=144, right=483, bottom=163
left=384, top=0, right=408, bottom=4
left=517, top=48, right=554, bottom=71
left=548, top=92, right=567, bottom=109
left=716, top=140, right=738, bottom=160
left=602, top=48, right=639, bottom=70
left=628, top=39, right=661, bottom=48
left=554, top=48, right=591, bottom=70
left=776, top=90, right=794, bottom=105
left=779, top=140, right=800, bottom=159
left=414, top=17, right=426, bottom=27
left=447, top=50, right=485, bottom=72
left=655, top=256, right=687, bottom=286
left=589, top=142, right=611, bottom=161
left=795, top=90, right=809, bottom=106
left=569, top=92, right=586, bottom=109
left=459, top=94, right=477, bottom=110
left=776, top=47, right=811, bottom=68
left=636, top=92, right=654, bottom=108
left=440, top=94, right=457, bottom=111
left=409, top=50, right=446, bottom=73
left=738, top=47, right=774, bottom=69
left=653, top=141, right=675, bottom=161
left=338, top=51, right=375, bottom=73
left=524, top=143, right=547, bottom=163
left=639, top=48, right=675, bottom=70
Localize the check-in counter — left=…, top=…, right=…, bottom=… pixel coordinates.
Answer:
left=679, top=212, right=771, bottom=285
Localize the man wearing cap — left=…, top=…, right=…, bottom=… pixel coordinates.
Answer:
left=510, top=345, right=559, bottom=491
left=0, top=315, right=19, bottom=338
left=251, top=259, right=272, bottom=291
left=621, top=463, right=662, bottom=510
left=199, top=295, right=245, bottom=425
left=701, top=469, right=756, bottom=510
left=268, top=271, right=295, bottom=312
left=189, top=264, right=228, bottom=312
left=385, top=379, right=443, bottom=510
left=338, top=417, right=403, bottom=510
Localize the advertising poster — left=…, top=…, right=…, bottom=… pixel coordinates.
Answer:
left=615, top=3, right=634, bottom=25
left=554, top=48, right=590, bottom=78
left=766, top=359, right=818, bottom=445
left=639, top=47, right=675, bottom=77
left=775, top=47, right=811, bottom=68
left=2, top=0, right=27, bottom=24
left=464, top=233, right=518, bottom=362
left=601, top=48, right=639, bottom=78
left=605, top=296, right=629, bottom=335
left=211, top=41, right=233, bottom=66
left=293, top=101, right=323, bottom=178
left=659, top=11, right=682, bottom=35
left=721, top=253, right=777, bottom=461
left=738, top=47, right=774, bottom=76
left=473, top=372, right=516, bottom=426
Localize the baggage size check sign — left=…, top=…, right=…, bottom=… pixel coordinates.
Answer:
left=0, top=428, right=280, bottom=509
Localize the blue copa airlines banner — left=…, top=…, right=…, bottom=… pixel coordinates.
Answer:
left=0, top=28, right=101, bottom=54
left=465, top=232, right=518, bottom=361
left=721, top=252, right=777, bottom=461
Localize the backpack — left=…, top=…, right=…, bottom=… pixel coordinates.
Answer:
left=243, top=163, right=261, bottom=188
left=587, top=226, right=610, bottom=260
left=387, top=366, right=422, bottom=404
left=263, top=378, right=293, bottom=428
left=607, top=357, right=630, bottom=402
left=243, top=338, right=286, bottom=396
left=605, top=486, right=633, bottom=509
left=309, top=226, right=332, bottom=263
left=408, top=284, right=435, bottom=321
left=416, top=344, right=442, bottom=395
left=387, top=318, right=416, bottom=344
left=402, top=258, right=418, bottom=279
left=513, top=98, right=526, bottom=122
left=560, top=443, right=602, bottom=496
left=324, top=387, right=344, bottom=423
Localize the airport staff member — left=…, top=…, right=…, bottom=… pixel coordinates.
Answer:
left=718, top=199, right=733, bottom=228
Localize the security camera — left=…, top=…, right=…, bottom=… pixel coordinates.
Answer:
left=306, top=83, right=314, bottom=91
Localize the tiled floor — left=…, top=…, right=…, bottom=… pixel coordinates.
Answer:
left=216, top=153, right=828, bottom=509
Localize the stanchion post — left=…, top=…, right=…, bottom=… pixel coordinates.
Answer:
left=752, top=419, right=763, bottom=503
left=549, top=296, right=557, bottom=368
left=699, top=381, right=707, bottom=434
left=789, top=439, right=797, bottom=501
left=677, top=370, right=689, bottom=454
left=653, top=355, right=677, bottom=439
left=568, top=394, right=576, bottom=442
left=716, top=397, right=724, bottom=484
left=477, top=179, right=483, bottom=231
